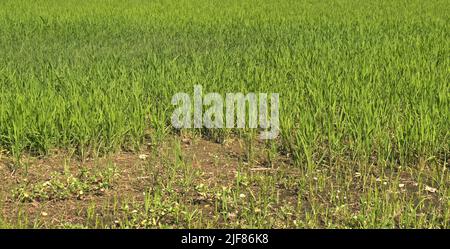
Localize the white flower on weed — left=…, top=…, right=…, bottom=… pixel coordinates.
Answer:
left=425, top=185, right=437, bottom=193
left=139, top=154, right=149, bottom=160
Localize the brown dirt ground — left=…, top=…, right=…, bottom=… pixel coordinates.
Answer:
left=0, top=134, right=291, bottom=227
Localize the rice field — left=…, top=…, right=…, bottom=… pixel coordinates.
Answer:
left=0, top=0, right=449, bottom=228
